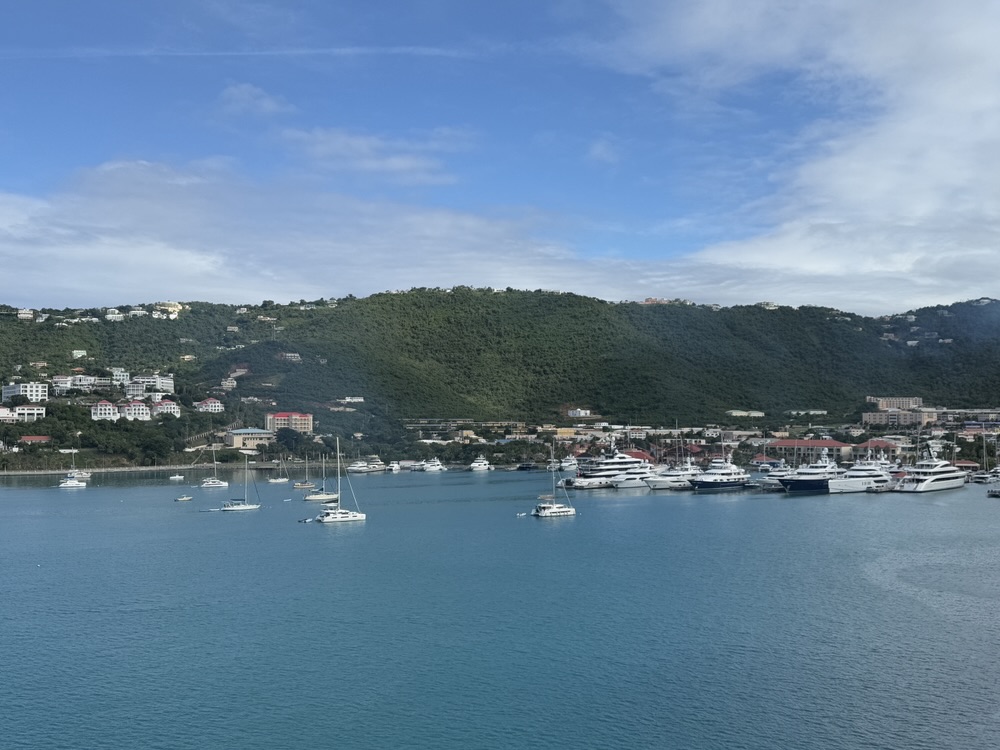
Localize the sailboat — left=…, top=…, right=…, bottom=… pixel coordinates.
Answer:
left=220, top=456, right=261, bottom=511
left=315, top=438, right=366, bottom=522
left=531, top=465, right=576, bottom=517
left=65, top=449, right=91, bottom=480
left=268, top=455, right=290, bottom=483
left=304, top=454, right=340, bottom=502
left=293, top=455, right=315, bottom=490
left=200, top=446, right=228, bottom=488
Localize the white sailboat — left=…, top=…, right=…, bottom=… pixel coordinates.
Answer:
left=268, top=455, right=290, bottom=483
left=200, top=446, right=229, bottom=488
left=531, top=467, right=576, bottom=517
left=304, top=454, right=340, bottom=502
left=315, top=438, right=366, bottom=523
left=293, top=455, right=315, bottom=490
left=220, top=456, right=261, bottom=511
left=65, top=449, right=91, bottom=480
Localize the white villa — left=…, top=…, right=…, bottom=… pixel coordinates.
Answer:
left=90, top=400, right=120, bottom=421
left=195, top=397, right=225, bottom=413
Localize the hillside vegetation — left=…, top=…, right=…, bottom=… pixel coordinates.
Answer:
left=5, top=291, right=1000, bottom=436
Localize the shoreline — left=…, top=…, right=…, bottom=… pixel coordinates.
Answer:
left=0, top=463, right=227, bottom=477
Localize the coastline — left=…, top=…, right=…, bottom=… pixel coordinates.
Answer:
left=0, top=463, right=221, bottom=477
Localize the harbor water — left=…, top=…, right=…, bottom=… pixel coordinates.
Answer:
left=4, top=470, right=1000, bottom=749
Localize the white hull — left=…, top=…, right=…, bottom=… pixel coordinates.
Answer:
left=304, top=491, right=340, bottom=502
left=827, top=477, right=883, bottom=494
left=315, top=508, right=366, bottom=522
left=220, top=502, right=261, bottom=511
left=893, top=475, right=966, bottom=492
left=644, top=476, right=694, bottom=490
left=532, top=503, right=576, bottom=517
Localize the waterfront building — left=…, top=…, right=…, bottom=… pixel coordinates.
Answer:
left=225, top=428, right=274, bottom=450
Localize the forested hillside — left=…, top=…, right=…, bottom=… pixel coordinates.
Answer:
left=4, top=291, right=1000, bottom=431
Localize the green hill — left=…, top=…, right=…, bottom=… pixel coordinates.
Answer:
left=5, top=291, right=1000, bottom=438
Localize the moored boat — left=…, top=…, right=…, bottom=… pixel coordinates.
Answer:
left=893, top=449, right=967, bottom=493
left=689, top=456, right=751, bottom=492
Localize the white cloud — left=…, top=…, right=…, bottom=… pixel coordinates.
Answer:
left=219, top=82, right=296, bottom=116
left=568, top=0, right=1000, bottom=310
left=4, top=155, right=1000, bottom=314
left=282, top=127, right=470, bottom=185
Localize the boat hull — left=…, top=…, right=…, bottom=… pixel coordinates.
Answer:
left=893, top=476, right=967, bottom=492
left=778, top=477, right=830, bottom=494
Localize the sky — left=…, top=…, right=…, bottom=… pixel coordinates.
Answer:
left=1, top=0, right=997, bottom=315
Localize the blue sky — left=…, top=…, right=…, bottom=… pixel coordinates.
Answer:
left=1, top=0, right=997, bottom=314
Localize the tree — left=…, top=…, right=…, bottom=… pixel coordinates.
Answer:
left=275, top=427, right=305, bottom=452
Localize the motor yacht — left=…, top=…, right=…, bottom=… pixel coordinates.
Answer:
left=200, top=476, right=229, bottom=489
left=689, top=457, right=751, bottom=492
left=644, top=459, right=703, bottom=490
left=778, top=450, right=846, bottom=494
left=58, top=477, right=87, bottom=488
left=611, top=463, right=657, bottom=488
left=561, top=449, right=646, bottom=489
left=827, top=456, right=894, bottom=494
left=469, top=455, right=493, bottom=471
left=893, top=451, right=967, bottom=493
left=422, top=457, right=447, bottom=472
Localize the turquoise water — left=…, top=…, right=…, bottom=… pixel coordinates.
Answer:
left=4, top=470, right=1000, bottom=749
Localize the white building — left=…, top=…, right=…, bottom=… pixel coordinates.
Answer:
left=91, top=400, right=121, bottom=421
left=151, top=400, right=181, bottom=418
left=131, top=374, right=175, bottom=393
left=195, top=398, right=225, bottom=413
left=15, top=404, right=46, bottom=422
left=118, top=401, right=151, bottom=421
left=2, top=382, right=49, bottom=403
left=71, top=350, right=87, bottom=359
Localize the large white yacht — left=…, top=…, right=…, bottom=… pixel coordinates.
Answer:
left=559, top=456, right=579, bottom=473
left=422, top=457, right=447, bottom=472
left=689, top=457, right=751, bottom=492
left=200, top=476, right=229, bottom=489
left=469, top=455, right=493, bottom=471
left=611, top=463, right=658, bottom=488
left=827, top=455, right=894, bottom=494
left=893, top=451, right=967, bottom=493
left=561, top=450, right=646, bottom=489
left=644, top=459, right=702, bottom=490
